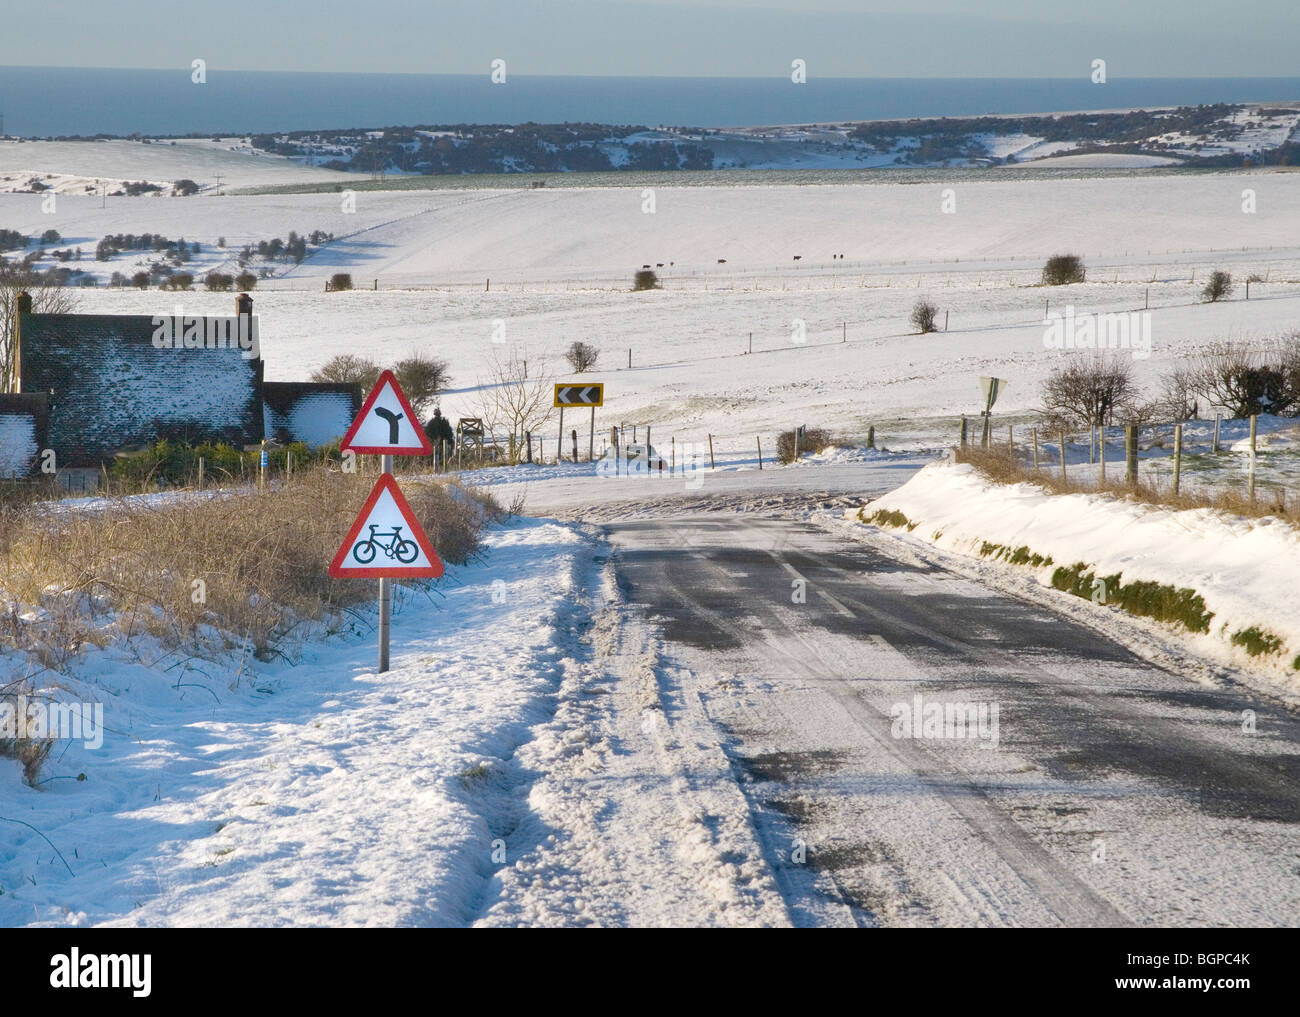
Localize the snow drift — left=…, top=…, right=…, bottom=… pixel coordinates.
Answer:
left=856, top=462, right=1300, bottom=681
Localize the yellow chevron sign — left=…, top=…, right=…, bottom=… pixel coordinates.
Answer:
left=554, top=383, right=604, bottom=407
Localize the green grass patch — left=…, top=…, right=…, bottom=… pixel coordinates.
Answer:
left=458, top=762, right=492, bottom=783
left=978, top=541, right=1053, bottom=568
left=862, top=507, right=917, bottom=531
left=1231, top=626, right=1283, bottom=658
left=1050, top=562, right=1214, bottom=633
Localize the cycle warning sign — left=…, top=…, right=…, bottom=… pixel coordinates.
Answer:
left=329, top=474, right=444, bottom=578
left=340, top=370, right=434, bottom=455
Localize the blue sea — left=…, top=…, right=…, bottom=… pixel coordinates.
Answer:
left=2, top=67, right=1299, bottom=137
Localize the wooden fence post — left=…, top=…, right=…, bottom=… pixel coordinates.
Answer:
left=1125, top=425, right=1138, bottom=487
left=1032, top=428, right=1039, bottom=471
left=708, top=434, right=715, bottom=470
left=1173, top=422, right=1182, bottom=495
left=1059, top=431, right=1068, bottom=481
left=1249, top=414, right=1258, bottom=503
left=757, top=436, right=763, bottom=470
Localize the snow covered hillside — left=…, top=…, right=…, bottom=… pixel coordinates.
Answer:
left=12, top=167, right=1298, bottom=460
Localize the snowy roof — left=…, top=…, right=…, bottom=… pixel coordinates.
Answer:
left=0, top=392, right=49, bottom=478
left=263, top=381, right=360, bottom=448
left=19, top=312, right=263, bottom=467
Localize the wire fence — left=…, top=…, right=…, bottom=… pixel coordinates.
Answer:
left=959, top=410, right=1299, bottom=511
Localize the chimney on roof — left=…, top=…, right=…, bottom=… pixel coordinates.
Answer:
left=8, top=291, right=32, bottom=392
left=236, top=293, right=252, bottom=317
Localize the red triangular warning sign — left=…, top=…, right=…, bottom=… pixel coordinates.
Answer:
left=340, top=370, right=434, bottom=455
left=330, top=474, right=445, bottom=578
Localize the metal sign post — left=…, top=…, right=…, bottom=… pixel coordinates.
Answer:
left=335, top=374, right=438, bottom=674
left=554, top=383, right=605, bottom=466
left=377, top=453, right=393, bottom=672
left=979, top=376, right=1008, bottom=449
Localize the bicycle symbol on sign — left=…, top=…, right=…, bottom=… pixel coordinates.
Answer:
left=352, top=524, right=419, bottom=565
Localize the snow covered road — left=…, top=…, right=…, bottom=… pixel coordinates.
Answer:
left=599, top=512, right=1300, bottom=926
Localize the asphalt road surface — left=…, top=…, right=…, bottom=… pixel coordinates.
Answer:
left=603, top=512, right=1300, bottom=927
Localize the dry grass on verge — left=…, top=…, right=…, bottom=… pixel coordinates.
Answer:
left=776, top=427, right=837, bottom=464
left=955, top=445, right=1300, bottom=524
left=0, top=466, right=502, bottom=672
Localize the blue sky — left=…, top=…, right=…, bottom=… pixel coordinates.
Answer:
left=4, top=0, right=1297, bottom=77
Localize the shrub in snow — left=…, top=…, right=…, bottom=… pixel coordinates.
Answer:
left=160, top=272, right=194, bottom=291
left=776, top=426, right=833, bottom=463
left=565, top=341, right=599, bottom=373
left=911, top=299, right=939, bottom=334
left=1202, top=270, right=1233, bottom=303
left=632, top=269, right=660, bottom=291
left=1042, top=254, right=1086, bottom=286
left=329, top=273, right=353, bottom=291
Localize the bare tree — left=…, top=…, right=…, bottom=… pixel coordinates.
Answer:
left=477, top=349, right=554, bottom=463
left=1187, top=340, right=1296, bottom=418
left=1, top=264, right=78, bottom=391
left=565, top=341, right=599, bottom=373
left=1040, top=355, right=1135, bottom=429
left=1157, top=363, right=1199, bottom=421
left=393, top=352, right=451, bottom=416
left=311, top=354, right=381, bottom=392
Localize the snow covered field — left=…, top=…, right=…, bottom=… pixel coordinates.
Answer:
left=0, top=138, right=351, bottom=193
left=8, top=168, right=1300, bottom=461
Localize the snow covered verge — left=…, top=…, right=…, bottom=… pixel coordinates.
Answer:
left=0, top=516, right=614, bottom=927
left=853, top=462, right=1300, bottom=689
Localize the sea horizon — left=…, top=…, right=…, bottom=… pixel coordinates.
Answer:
left=1, top=66, right=1298, bottom=138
